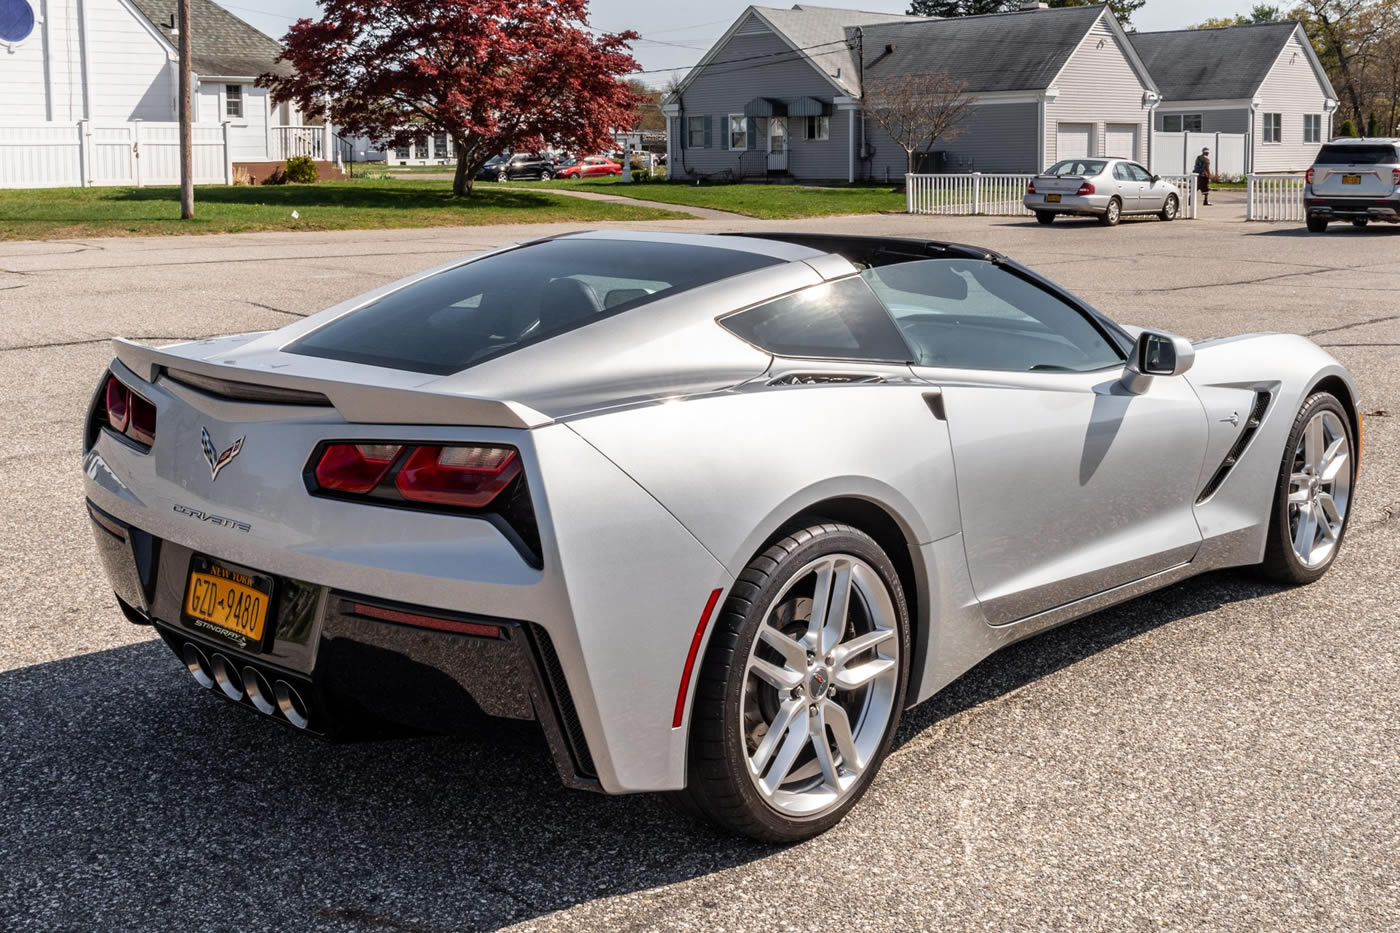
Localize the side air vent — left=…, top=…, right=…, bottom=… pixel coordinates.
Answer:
left=767, top=373, right=886, bottom=386
left=523, top=623, right=597, bottom=781
left=1197, top=391, right=1273, bottom=504
left=163, top=368, right=333, bottom=406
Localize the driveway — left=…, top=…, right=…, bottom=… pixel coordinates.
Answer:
left=1, top=209, right=1397, bottom=932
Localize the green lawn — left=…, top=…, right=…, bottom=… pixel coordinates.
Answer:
left=522, top=176, right=907, bottom=219
left=0, top=179, right=689, bottom=241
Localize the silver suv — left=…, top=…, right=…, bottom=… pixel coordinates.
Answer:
left=1304, top=138, right=1400, bottom=232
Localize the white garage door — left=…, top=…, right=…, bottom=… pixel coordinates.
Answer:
left=1105, top=123, right=1140, bottom=161
left=1056, top=123, right=1094, bottom=160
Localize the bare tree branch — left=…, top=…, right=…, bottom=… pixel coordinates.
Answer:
left=863, top=73, right=977, bottom=177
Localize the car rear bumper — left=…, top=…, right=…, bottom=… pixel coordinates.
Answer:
left=88, top=499, right=602, bottom=788
left=1305, top=196, right=1400, bottom=220
left=1023, top=194, right=1108, bottom=215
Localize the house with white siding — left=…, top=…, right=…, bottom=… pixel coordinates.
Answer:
left=662, top=3, right=1159, bottom=184
left=0, top=0, right=339, bottom=187
left=1131, top=22, right=1338, bottom=174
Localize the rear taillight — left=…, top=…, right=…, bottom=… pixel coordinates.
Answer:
left=396, top=446, right=522, bottom=508
left=309, top=442, right=521, bottom=510
left=1305, top=168, right=1315, bottom=185
left=1026, top=179, right=1036, bottom=194
left=1077, top=182, right=1095, bottom=196
left=99, top=374, right=157, bottom=449
left=1393, top=168, right=1400, bottom=186
left=314, top=443, right=402, bottom=493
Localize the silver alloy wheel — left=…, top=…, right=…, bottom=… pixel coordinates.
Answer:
left=1288, top=410, right=1352, bottom=568
left=1164, top=196, right=1178, bottom=219
left=1106, top=199, right=1121, bottom=224
left=739, top=554, right=899, bottom=818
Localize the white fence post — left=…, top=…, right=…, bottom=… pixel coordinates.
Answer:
left=972, top=172, right=981, bottom=214
left=1246, top=175, right=1255, bottom=220
left=78, top=120, right=90, bottom=188
left=132, top=120, right=143, bottom=187
left=223, top=122, right=233, bottom=184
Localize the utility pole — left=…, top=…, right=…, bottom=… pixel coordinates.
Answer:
left=178, top=0, right=194, bottom=219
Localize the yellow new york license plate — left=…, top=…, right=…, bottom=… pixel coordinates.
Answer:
left=1046, top=194, right=1062, bottom=203
left=1343, top=175, right=1362, bottom=184
left=184, top=558, right=272, bottom=647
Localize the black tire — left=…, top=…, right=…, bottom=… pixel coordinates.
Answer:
left=497, top=172, right=508, bottom=183
left=540, top=169, right=553, bottom=180
left=1160, top=194, right=1179, bottom=222
left=1099, top=197, right=1122, bottom=226
left=1035, top=211, right=1055, bottom=225
left=1258, top=392, right=1356, bottom=585
left=1307, top=216, right=1329, bottom=233
left=679, top=522, right=910, bottom=842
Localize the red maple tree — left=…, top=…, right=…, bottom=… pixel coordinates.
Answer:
left=262, top=0, right=641, bottom=196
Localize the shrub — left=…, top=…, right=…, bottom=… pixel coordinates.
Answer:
left=231, top=166, right=254, bottom=186
left=264, top=167, right=287, bottom=185
left=283, top=155, right=319, bottom=184
left=1339, top=119, right=1358, bottom=138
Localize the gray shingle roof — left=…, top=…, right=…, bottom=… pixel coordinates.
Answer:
left=1129, top=22, right=1298, bottom=102
left=858, top=4, right=1106, bottom=93
left=129, top=0, right=289, bottom=78
left=752, top=5, right=927, bottom=96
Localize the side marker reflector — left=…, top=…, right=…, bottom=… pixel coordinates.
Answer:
left=350, top=602, right=502, bottom=639
left=672, top=588, right=724, bottom=729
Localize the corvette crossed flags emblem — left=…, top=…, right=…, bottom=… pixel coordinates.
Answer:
left=201, top=427, right=245, bottom=481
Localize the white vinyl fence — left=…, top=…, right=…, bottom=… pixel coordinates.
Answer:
left=1246, top=174, right=1306, bottom=222
left=907, top=172, right=1199, bottom=219
left=1155, top=132, right=1247, bottom=178
left=0, top=121, right=231, bottom=189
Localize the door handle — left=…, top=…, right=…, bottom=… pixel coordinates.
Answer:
left=923, top=391, right=946, bottom=421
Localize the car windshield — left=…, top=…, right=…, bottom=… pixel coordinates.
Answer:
left=1314, top=144, right=1398, bottom=165
left=287, top=238, right=782, bottom=375
left=1045, top=160, right=1106, bottom=176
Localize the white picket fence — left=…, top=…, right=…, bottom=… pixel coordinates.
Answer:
left=0, top=121, right=231, bottom=189
left=1246, top=174, right=1307, bottom=222
left=1155, top=132, right=1248, bottom=178
left=906, top=172, right=1199, bottom=219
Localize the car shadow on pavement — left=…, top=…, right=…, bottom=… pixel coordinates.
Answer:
left=0, top=569, right=1281, bottom=933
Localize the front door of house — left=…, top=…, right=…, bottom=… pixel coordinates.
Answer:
left=767, top=117, right=788, bottom=173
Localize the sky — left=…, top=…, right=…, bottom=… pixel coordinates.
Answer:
left=225, top=0, right=1239, bottom=87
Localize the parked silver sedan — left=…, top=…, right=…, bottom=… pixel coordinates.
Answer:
left=1026, top=158, right=1181, bottom=226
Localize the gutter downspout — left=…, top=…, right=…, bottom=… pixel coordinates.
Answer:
left=1248, top=97, right=1261, bottom=175
left=77, top=0, right=94, bottom=120
left=41, top=0, right=54, bottom=121
left=1144, top=91, right=1161, bottom=171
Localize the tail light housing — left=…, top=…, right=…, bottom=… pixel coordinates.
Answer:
left=307, top=441, right=538, bottom=564
left=1392, top=168, right=1400, bottom=187
left=1076, top=182, right=1095, bottom=196
left=1026, top=179, right=1036, bottom=194
left=94, top=373, right=157, bottom=450
left=1305, top=168, right=1315, bottom=185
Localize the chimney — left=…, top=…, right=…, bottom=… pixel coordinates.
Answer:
left=1019, top=1, right=1049, bottom=9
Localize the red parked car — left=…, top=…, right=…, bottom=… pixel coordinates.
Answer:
left=557, top=156, right=623, bottom=179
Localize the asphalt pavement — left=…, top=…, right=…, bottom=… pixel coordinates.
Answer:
left=1, top=197, right=1397, bottom=932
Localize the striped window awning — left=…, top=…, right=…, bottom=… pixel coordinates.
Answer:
left=743, top=97, right=787, bottom=117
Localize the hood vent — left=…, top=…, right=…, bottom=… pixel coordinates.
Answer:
left=1197, top=390, right=1272, bottom=505
left=767, top=373, right=886, bottom=387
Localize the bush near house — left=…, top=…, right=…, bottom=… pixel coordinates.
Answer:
left=283, top=156, right=319, bottom=184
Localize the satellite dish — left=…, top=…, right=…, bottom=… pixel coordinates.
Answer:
left=0, top=0, right=36, bottom=47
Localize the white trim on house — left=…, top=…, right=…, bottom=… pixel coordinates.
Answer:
left=1044, top=8, right=1160, bottom=99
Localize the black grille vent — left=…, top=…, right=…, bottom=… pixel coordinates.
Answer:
left=1197, top=391, right=1273, bottom=504
left=524, top=623, right=597, bottom=780
left=768, top=373, right=885, bottom=386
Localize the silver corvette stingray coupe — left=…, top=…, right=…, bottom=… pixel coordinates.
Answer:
left=84, top=231, right=1361, bottom=841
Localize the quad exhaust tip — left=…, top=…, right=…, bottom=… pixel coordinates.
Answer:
left=183, top=643, right=214, bottom=690
left=242, top=666, right=277, bottom=716
left=275, top=680, right=310, bottom=730
left=210, top=653, right=245, bottom=701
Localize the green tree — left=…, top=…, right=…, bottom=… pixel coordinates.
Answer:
left=907, top=0, right=1147, bottom=25
left=1339, top=117, right=1359, bottom=135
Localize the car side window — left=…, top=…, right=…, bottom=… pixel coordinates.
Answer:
left=720, top=277, right=913, bottom=362
left=1128, top=164, right=1153, bottom=183
left=860, top=259, right=1124, bottom=373
left=1113, top=163, right=1132, bottom=181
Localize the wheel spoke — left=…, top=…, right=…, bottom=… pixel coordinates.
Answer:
left=760, top=713, right=811, bottom=795
left=823, top=701, right=863, bottom=773
left=834, top=657, right=897, bottom=692
left=1305, top=416, right=1325, bottom=472
left=759, top=626, right=808, bottom=670
left=1317, top=493, right=1343, bottom=533
left=832, top=628, right=894, bottom=669
left=749, top=699, right=803, bottom=776
left=808, top=558, right=852, bottom=657
left=1321, top=452, right=1349, bottom=484
left=1294, top=504, right=1317, bottom=561
left=750, top=657, right=801, bottom=691
left=811, top=712, right=842, bottom=789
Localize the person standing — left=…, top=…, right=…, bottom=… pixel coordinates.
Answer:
left=1193, top=147, right=1212, bottom=206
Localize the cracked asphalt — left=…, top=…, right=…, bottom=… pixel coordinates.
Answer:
left=2, top=194, right=1398, bottom=931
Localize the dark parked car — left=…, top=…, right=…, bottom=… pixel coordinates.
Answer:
left=479, top=152, right=558, bottom=182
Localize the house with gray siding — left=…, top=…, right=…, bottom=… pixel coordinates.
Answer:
left=662, top=3, right=1158, bottom=183
left=1131, top=22, right=1338, bottom=173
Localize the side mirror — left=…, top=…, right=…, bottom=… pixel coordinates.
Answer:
left=1124, top=331, right=1194, bottom=392
left=1151, top=174, right=1161, bottom=183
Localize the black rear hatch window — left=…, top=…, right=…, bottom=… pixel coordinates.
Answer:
left=287, top=238, right=781, bottom=375
left=1314, top=144, right=1399, bottom=165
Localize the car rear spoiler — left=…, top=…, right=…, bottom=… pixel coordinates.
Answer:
left=111, top=338, right=551, bottom=429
